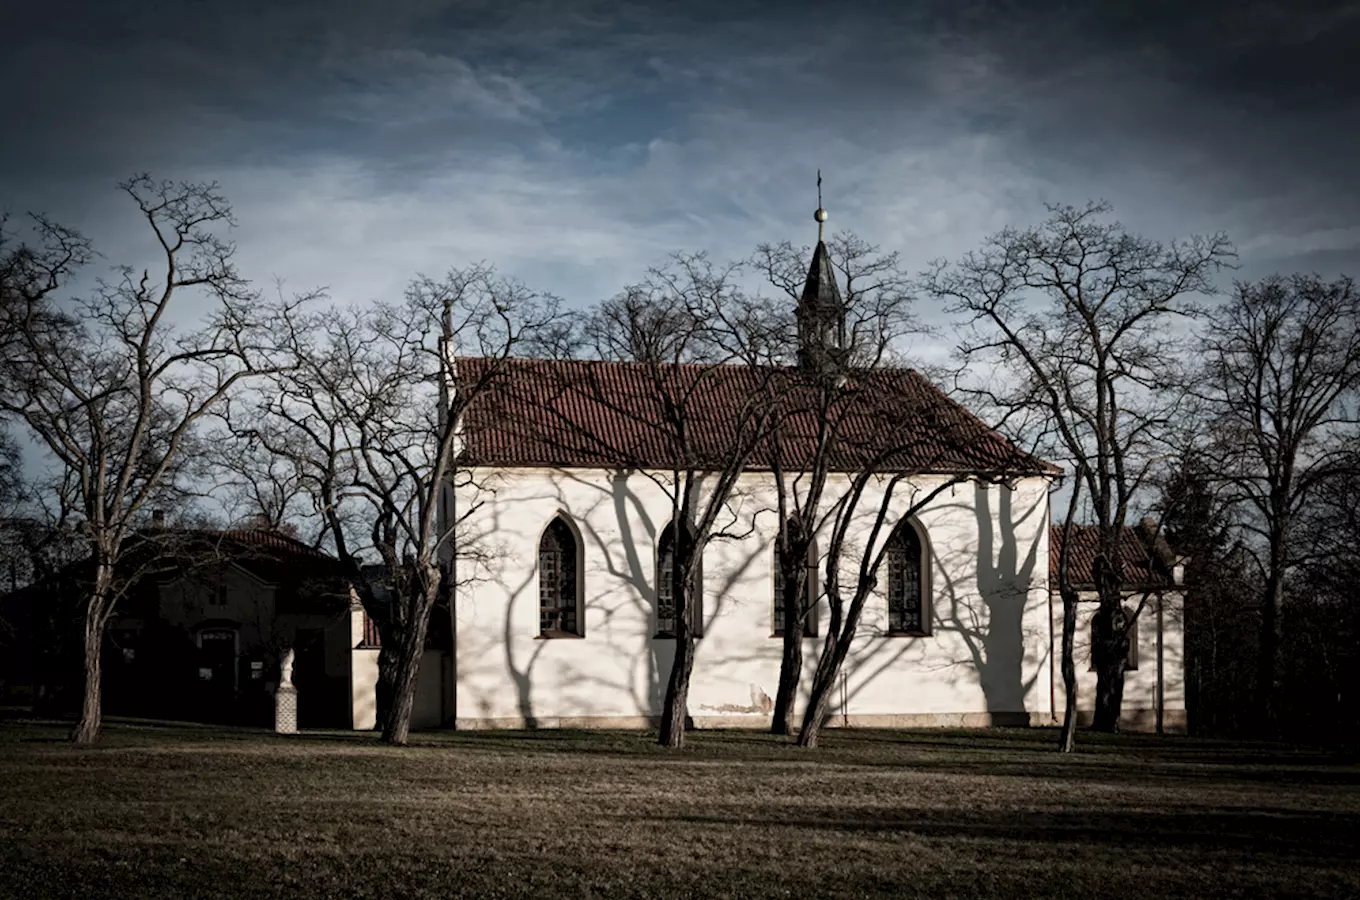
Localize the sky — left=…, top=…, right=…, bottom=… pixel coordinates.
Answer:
left=2, top=0, right=1359, bottom=343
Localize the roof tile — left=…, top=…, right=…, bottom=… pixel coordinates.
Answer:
left=456, top=356, right=1059, bottom=475
left=1049, top=523, right=1177, bottom=588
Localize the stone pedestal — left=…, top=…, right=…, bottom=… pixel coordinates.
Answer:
left=274, top=646, right=297, bottom=735
left=275, top=684, right=298, bottom=734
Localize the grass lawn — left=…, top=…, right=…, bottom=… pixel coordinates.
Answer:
left=1, top=719, right=1358, bottom=899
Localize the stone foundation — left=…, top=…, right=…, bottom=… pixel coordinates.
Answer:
left=452, top=711, right=1052, bottom=731
left=448, top=709, right=1189, bottom=732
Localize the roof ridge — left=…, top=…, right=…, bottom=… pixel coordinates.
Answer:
left=132, top=527, right=336, bottom=561
left=458, top=355, right=787, bottom=375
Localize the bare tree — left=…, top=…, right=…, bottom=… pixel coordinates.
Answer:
left=1054, top=462, right=1087, bottom=753
left=751, top=231, right=921, bottom=735
left=229, top=264, right=563, bottom=745
left=0, top=176, right=291, bottom=743
left=1199, top=274, right=1360, bottom=733
left=1287, top=443, right=1360, bottom=744
left=0, top=429, right=21, bottom=517
left=575, top=253, right=785, bottom=748
left=791, top=379, right=1045, bottom=748
left=206, top=425, right=313, bottom=537
left=1155, top=447, right=1256, bottom=738
left=0, top=427, right=85, bottom=599
left=924, top=200, right=1234, bottom=735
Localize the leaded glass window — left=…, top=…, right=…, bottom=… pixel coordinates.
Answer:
left=539, top=518, right=579, bottom=636
left=657, top=523, right=702, bottom=638
left=886, top=520, right=926, bottom=634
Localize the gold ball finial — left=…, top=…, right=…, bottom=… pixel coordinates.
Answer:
left=814, top=207, right=829, bottom=223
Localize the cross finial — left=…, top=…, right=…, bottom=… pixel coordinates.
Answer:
left=814, top=169, right=829, bottom=242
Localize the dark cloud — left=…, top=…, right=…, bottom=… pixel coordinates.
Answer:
left=1, top=0, right=1357, bottom=314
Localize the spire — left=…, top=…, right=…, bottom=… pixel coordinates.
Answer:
left=800, top=237, right=843, bottom=313
left=815, top=169, right=828, bottom=242
left=797, top=170, right=846, bottom=373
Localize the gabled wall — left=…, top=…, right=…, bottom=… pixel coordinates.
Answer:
left=158, top=563, right=277, bottom=648
left=147, top=564, right=355, bottom=727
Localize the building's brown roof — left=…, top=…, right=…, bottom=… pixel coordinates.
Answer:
left=456, top=356, right=1059, bottom=475
left=205, top=529, right=335, bottom=563
left=0, top=528, right=349, bottom=620
left=160, top=530, right=346, bottom=596
left=1049, top=522, right=1179, bottom=589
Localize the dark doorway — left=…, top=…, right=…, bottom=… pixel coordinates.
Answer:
left=293, top=628, right=344, bottom=728
left=197, top=629, right=237, bottom=722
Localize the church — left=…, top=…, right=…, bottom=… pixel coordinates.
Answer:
left=439, top=210, right=1186, bottom=733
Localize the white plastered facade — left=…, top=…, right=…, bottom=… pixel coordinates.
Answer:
left=1056, top=589, right=1187, bottom=732
left=451, top=466, right=1056, bottom=730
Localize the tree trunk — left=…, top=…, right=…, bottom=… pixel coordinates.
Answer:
left=770, top=563, right=808, bottom=736
left=1092, top=659, right=1128, bottom=732
left=1257, top=559, right=1285, bottom=738
left=771, top=625, right=802, bottom=735
left=1091, top=604, right=1129, bottom=733
left=1058, top=586, right=1079, bottom=753
left=375, top=640, right=401, bottom=730
left=797, top=629, right=850, bottom=748
left=798, top=571, right=882, bottom=749
left=658, top=634, right=695, bottom=748
left=658, top=539, right=701, bottom=749
left=381, top=579, right=438, bottom=746
left=71, top=560, right=114, bottom=745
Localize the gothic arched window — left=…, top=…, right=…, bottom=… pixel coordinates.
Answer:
left=538, top=516, right=581, bottom=637
left=773, top=539, right=818, bottom=637
left=657, top=522, right=703, bottom=638
left=886, top=519, right=928, bottom=635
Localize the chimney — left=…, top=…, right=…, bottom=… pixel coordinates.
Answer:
left=151, top=509, right=166, bottom=530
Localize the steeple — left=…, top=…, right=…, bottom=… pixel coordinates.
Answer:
left=797, top=170, right=847, bottom=373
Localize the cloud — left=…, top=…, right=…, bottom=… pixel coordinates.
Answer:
left=2, top=0, right=1357, bottom=342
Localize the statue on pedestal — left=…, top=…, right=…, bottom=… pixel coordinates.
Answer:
left=280, top=647, right=295, bottom=688
left=274, top=645, right=298, bottom=735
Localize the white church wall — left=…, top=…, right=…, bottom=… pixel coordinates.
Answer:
left=452, top=467, right=1054, bottom=729
left=412, top=649, right=445, bottom=730
left=351, top=647, right=379, bottom=731
left=1059, top=590, right=1187, bottom=733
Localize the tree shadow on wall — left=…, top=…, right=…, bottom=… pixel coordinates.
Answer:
left=499, top=471, right=668, bottom=726
left=933, top=482, right=1046, bottom=722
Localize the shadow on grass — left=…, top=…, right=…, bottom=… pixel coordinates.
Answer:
left=646, top=806, right=1360, bottom=858
left=6, top=716, right=1358, bottom=791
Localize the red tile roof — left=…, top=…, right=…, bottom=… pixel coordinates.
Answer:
left=456, top=357, right=1059, bottom=475
left=210, top=529, right=335, bottom=562
left=134, top=529, right=346, bottom=591
left=1049, top=523, right=1178, bottom=589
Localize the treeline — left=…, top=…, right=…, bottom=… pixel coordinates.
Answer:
left=1, top=177, right=1356, bottom=747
